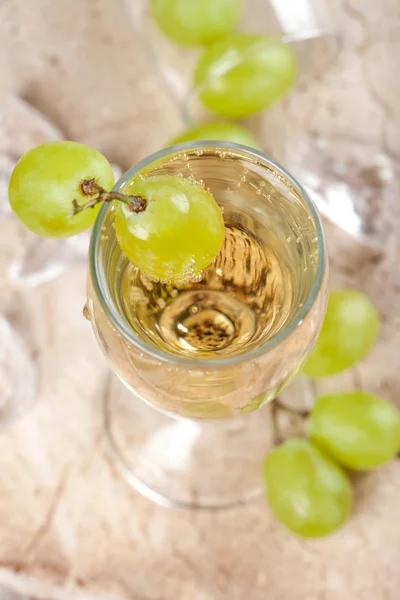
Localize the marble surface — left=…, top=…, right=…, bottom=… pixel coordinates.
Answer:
left=0, top=0, right=400, bottom=598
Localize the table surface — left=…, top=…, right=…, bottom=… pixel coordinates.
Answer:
left=0, top=0, right=400, bottom=599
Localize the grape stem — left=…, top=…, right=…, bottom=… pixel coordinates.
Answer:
left=271, top=397, right=310, bottom=447
left=275, top=398, right=309, bottom=419
left=71, top=178, right=147, bottom=216
left=271, top=400, right=284, bottom=446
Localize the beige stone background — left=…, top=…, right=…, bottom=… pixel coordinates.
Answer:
left=0, top=0, right=400, bottom=599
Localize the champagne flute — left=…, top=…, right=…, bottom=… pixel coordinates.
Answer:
left=86, top=141, right=327, bottom=508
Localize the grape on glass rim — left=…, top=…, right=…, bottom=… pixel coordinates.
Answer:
left=193, top=33, right=297, bottom=119
left=168, top=120, right=260, bottom=149
left=8, top=141, right=225, bottom=284
left=303, top=289, right=380, bottom=378
left=308, top=391, right=400, bottom=471
left=114, top=175, right=224, bottom=283
left=151, top=0, right=242, bottom=47
left=263, top=438, right=352, bottom=538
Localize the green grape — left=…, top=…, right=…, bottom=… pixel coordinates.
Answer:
left=303, top=289, right=379, bottom=378
left=151, top=0, right=241, bottom=47
left=193, top=33, right=297, bottom=119
left=308, top=391, right=400, bottom=471
left=263, top=438, right=352, bottom=538
left=168, top=120, right=260, bottom=149
left=8, top=141, right=115, bottom=238
left=114, top=175, right=224, bottom=283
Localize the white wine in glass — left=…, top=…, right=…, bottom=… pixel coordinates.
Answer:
left=87, top=142, right=327, bottom=508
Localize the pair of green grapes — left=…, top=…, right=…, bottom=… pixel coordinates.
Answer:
left=8, top=141, right=225, bottom=283
left=152, top=0, right=297, bottom=120
left=263, top=289, right=400, bottom=538
left=265, top=389, right=400, bottom=538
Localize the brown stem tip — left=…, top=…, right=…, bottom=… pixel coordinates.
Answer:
left=275, top=398, right=310, bottom=419
left=270, top=396, right=310, bottom=448
left=71, top=178, right=147, bottom=217
left=128, top=196, right=148, bottom=213
left=80, top=177, right=101, bottom=196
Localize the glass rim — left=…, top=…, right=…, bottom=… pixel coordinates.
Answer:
left=89, top=140, right=326, bottom=367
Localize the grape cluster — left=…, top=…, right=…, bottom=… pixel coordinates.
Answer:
left=152, top=0, right=297, bottom=146
left=263, top=290, right=400, bottom=538
left=8, top=142, right=224, bottom=283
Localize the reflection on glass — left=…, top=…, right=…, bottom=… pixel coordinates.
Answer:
left=286, top=135, right=397, bottom=255
left=0, top=315, right=37, bottom=426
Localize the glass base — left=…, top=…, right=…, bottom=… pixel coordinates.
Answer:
left=104, top=374, right=313, bottom=509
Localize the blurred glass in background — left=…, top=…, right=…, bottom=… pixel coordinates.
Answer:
left=124, top=0, right=398, bottom=258
left=125, top=0, right=340, bottom=123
